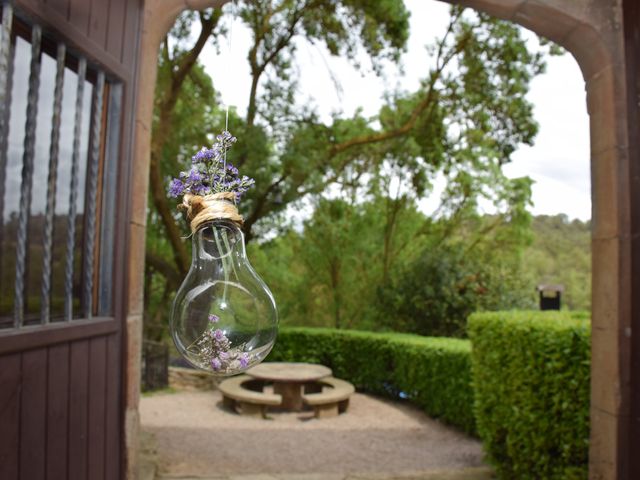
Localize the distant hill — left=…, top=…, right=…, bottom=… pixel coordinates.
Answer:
left=523, top=214, right=591, bottom=311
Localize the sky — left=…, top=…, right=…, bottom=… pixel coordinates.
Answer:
left=201, top=0, right=591, bottom=221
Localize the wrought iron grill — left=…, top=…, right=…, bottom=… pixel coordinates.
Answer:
left=0, top=4, right=119, bottom=329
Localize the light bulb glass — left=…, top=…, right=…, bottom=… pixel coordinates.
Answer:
left=170, top=219, right=278, bottom=376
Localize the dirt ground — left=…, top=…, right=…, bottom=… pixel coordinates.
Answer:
left=140, top=390, right=487, bottom=479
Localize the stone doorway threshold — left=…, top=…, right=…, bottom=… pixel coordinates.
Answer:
left=150, top=468, right=494, bottom=480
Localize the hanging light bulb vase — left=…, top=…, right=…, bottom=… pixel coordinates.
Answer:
left=167, top=131, right=278, bottom=376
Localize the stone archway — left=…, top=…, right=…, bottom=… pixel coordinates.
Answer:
left=445, top=2, right=634, bottom=479
left=127, top=1, right=637, bottom=478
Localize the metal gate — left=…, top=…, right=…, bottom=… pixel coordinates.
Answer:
left=0, top=0, right=140, bottom=478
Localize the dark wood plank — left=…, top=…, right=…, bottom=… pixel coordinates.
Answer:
left=87, top=336, right=107, bottom=480
left=624, top=0, right=640, bottom=477
left=46, top=0, right=70, bottom=21
left=68, top=0, right=90, bottom=38
left=68, top=340, right=89, bottom=480
left=120, top=0, right=140, bottom=68
left=0, top=317, right=118, bottom=355
left=46, top=343, right=70, bottom=479
left=104, top=333, right=121, bottom=480
left=20, top=349, right=47, bottom=480
left=14, top=0, right=133, bottom=81
left=88, top=0, right=108, bottom=51
left=106, top=0, right=125, bottom=60
left=0, top=354, right=21, bottom=480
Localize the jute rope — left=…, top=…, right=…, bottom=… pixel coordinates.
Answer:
left=180, top=192, right=244, bottom=232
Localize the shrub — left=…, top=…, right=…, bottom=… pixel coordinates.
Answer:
left=468, top=311, right=590, bottom=479
left=270, top=327, right=476, bottom=433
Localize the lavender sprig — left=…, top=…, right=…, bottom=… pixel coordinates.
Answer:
left=167, top=130, right=255, bottom=201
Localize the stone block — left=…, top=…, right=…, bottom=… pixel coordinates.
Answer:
left=586, top=65, right=629, bottom=156
left=457, top=0, right=525, bottom=20
left=564, top=24, right=613, bottom=80
left=591, top=146, right=627, bottom=240
left=591, top=326, right=630, bottom=417
left=514, top=0, right=579, bottom=45
left=126, top=314, right=143, bottom=408
left=128, top=222, right=147, bottom=316
left=168, top=366, right=219, bottom=390
left=125, top=407, right=141, bottom=480
left=130, top=120, right=150, bottom=227
left=591, top=237, right=624, bottom=329
left=590, top=408, right=627, bottom=480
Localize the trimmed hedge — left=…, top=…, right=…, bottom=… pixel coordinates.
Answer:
left=468, top=311, right=591, bottom=479
left=269, top=327, right=475, bottom=433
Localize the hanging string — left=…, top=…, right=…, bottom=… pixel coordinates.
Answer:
left=222, top=0, right=236, bottom=184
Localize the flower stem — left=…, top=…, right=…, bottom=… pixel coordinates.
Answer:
left=212, top=227, right=229, bottom=302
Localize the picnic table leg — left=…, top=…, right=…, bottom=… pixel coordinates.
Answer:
left=273, top=382, right=304, bottom=411
left=314, top=403, right=339, bottom=419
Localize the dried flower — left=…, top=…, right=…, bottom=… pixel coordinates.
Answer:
left=168, top=179, right=185, bottom=197
left=167, top=129, right=254, bottom=200
left=211, top=357, right=222, bottom=371
left=239, top=353, right=249, bottom=369
left=213, top=329, right=226, bottom=342
left=208, top=314, right=219, bottom=323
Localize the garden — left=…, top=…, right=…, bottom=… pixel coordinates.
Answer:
left=142, top=1, right=593, bottom=479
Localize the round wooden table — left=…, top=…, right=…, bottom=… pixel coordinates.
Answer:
left=246, top=362, right=332, bottom=411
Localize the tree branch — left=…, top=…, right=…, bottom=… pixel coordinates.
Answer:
left=145, top=250, right=182, bottom=287
left=328, top=12, right=467, bottom=157
left=149, top=11, right=222, bottom=275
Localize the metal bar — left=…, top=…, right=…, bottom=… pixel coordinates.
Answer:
left=40, top=43, right=66, bottom=324
left=0, top=4, right=14, bottom=316
left=14, top=25, right=41, bottom=328
left=0, top=3, right=14, bottom=214
left=64, top=57, right=86, bottom=321
left=97, top=83, right=121, bottom=316
left=82, top=70, right=104, bottom=320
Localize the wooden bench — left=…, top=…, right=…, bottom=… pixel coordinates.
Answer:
left=218, top=375, right=282, bottom=418
left=302, top=377, right=355, bottom=418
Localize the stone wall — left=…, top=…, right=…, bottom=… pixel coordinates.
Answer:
left=169, top=367, right=220, bottom=391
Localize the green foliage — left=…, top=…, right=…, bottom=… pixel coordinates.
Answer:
left=252, top=194, right=536, bottom=335
left=146, top=2, right=571, bottom=342
left=522, top=215, right=591, bottom=310
left=269, top=327, right=475, bottom=433
left=468, top=311, right=590, bottom=479
left=379, top=245, right=492, bottom=337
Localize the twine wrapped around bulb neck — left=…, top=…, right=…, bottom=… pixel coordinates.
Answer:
left=180, top=192, right=244, bottom=233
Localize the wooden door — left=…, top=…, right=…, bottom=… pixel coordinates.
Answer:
left=0, top=1, right=141, bottom=478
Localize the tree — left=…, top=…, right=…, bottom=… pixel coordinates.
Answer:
left=146, top=2, right=558, bottom=337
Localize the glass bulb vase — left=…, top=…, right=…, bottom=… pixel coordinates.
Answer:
left=170, top=219, right=278, bottom=376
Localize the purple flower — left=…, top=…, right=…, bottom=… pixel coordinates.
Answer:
left=168, top=179, right=184, bottom=197
left=213, top=329, right=226, bottom=342
left=188, top=168, right=203, bottom=183
left=239, top=353, right=249, bottom=369
left=167, top=129, right=253, bottom=201
left=211, top=357, right=222, bottom=371
left=219, top=351, right=229, bottom=360
left=217, top=130, right=237, bottom=146
left=208, top=314, right=219, bottom=323
left=192, top=148, right=212, bottom=164
left=192, top=184, right=209, bottom=195
left=225, top=164, right=239, bottom=175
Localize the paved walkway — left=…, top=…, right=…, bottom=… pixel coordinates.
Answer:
left=140, top=390, right=491, bottom=480
left=152, top=471, right=493, bottom=480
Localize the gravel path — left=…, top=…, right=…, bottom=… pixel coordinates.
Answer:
left=140, top=390, right=486, bottom=478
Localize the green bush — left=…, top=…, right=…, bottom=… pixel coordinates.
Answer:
left=468, top=311, right=590, bottom=479
left=270, top=327, right=476, bottom=433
